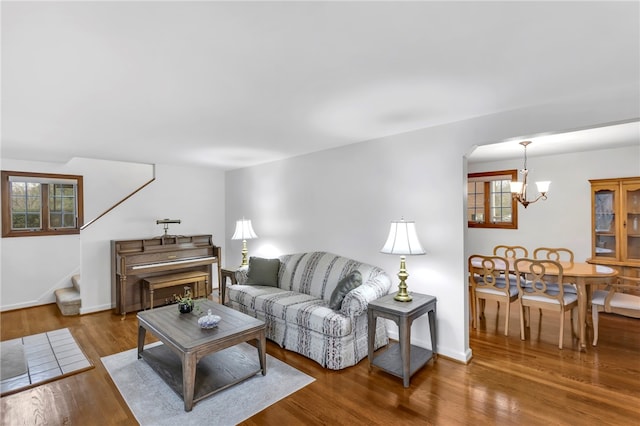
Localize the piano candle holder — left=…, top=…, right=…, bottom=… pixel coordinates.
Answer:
left=156, top=219, right=181, bottom=236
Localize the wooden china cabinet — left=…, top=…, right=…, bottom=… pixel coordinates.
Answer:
left=588, top=177, right=640, bottom=281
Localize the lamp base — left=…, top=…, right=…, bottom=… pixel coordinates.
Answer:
left=393, top=256, right=412, bottom=302
left=394, top=291, right=413, bottom=302
left=240, top=240, right=249, bottom=266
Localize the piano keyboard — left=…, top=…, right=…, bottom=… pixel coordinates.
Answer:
left=131, top=256, right=217, bottom=270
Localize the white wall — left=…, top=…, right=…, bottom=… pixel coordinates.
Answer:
left=225, top=88, right=640, bottom=363
left=0, top=158, right=226, bottom=314
left=467, top=145, right=640, bottom=261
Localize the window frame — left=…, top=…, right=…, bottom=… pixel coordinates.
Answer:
left=1, top=170, right=84, bottom=238
left=468, top=169, right=518, bottom=229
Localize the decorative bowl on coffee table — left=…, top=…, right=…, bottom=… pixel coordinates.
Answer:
left=198, top=309, right=221, bottom=329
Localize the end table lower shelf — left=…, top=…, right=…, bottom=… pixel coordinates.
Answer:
left=370, top=342, right=434, bottom=379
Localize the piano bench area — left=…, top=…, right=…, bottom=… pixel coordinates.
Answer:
left=142, top=271, right=209, bottom=310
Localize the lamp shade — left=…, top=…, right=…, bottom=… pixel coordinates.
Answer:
left=231, top=219, right=258, bottom=240
left=510, top=181, right=524, bottom=194
left=535, top=181, right=551, bottom=193
left=380, top=220, right=426, bottom=255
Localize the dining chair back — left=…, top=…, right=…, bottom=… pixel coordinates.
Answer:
left=533, top=247, right=575, bottom=263
left=533, top=247, right=577, bottom=292
left=469, top=255, right=518, bottom=336
left=592, top=276, right=640, bottom=346
left=493, top=245, right=528, bottom=259
left=514, top=258, right=578, bottom=349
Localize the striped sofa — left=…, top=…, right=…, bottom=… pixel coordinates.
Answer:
left=227, top=252, right=392, bottom=370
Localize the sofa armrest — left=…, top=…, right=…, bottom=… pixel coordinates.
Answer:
left=340, top=271, right=391, bottom=317
left=233, top=266, right=249, bottom=285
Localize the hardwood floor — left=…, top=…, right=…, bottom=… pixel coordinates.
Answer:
left=1, top=300, right=639, bottom=425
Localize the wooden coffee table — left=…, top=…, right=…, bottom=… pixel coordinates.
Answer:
left=137, top=299, right=266, bottom=411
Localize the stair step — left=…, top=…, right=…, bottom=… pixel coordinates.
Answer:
left=55, top=287, right=81, bottom=316
left=72, top=274, right=81, bottom=291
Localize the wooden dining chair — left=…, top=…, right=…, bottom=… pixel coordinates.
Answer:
left=533, top=247, right=577, bottom=293
left=592, top=276, right=640, bottom=346
left=514, top=258, right=578, bottom=349
left=489, top=246, right=528, bottom=313
left=493, top=245, right=528, bottom=258
left=469, top=255, right=519, bottom=336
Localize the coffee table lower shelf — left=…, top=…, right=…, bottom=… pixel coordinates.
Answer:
left=370, top=342, right=433, bottom=379
left=140, top=343, right=263, bottom=404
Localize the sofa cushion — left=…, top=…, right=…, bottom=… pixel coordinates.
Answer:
left=227, top=284, right=318, bottom=319
left=329, top=270, right=363, bottom=310
left=278, top=252, right=382, bottom=301
left=284, top=301, right=353, bottom=337
left=245, top=257, right=280, bottom=287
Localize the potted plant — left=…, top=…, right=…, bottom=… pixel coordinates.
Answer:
left=174, top=286, right=197, bottom=314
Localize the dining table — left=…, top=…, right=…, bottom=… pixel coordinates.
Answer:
left=470, top=257, right=618, bottom=349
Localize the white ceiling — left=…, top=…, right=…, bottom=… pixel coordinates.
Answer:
left=2, top=1, right=639, bottom=170
left=468, top=120, right=640, bottom=164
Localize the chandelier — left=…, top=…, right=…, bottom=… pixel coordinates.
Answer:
left=509, top=141, right=550, bottom=208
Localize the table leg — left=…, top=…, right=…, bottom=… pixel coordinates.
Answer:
left=221, top=277, right=227, bottom=305
left=576, top=279, right=587, bottom=349
left=182, top=353, right=197, bottom=412
left=257, top=333, right=267, bottom=376
left=428, top=307, right=437, bottom=359
left=399, top=317, right=411, bottom=388
left=137, top=326, right=146, bottom=359
left=367, top=310, right=376, bottom=371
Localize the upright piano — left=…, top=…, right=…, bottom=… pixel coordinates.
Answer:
left=111, top=234, right=222, bottom=315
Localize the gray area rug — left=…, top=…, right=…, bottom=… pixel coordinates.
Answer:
left=101, top=342, right=315, bottom=425
left=1, top=339, right=27, bottom=380
left=0, top=328, right=93, bottom=396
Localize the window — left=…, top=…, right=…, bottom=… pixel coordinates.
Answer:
left=468, top=170, right=518, bottom=229
left=1, top=171, right=84, bottom=237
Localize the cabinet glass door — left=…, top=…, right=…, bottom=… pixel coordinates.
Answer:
left=624, top=185, right=640, bottom=262
left=594, top=189, right=616, bottom=259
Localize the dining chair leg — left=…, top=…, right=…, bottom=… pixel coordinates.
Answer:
left=474, top=296, right=481, bottom=329
left=504, top=302, right=510, bottom=336
left=571, top=307, right=578, bottom=338
left=469, top=286, right=476, bottom=329
left=519, top=303, right=526, bottom=341
left=592, top=308, right=599, bottom=346
left=559, top=311, right=565, bottom=349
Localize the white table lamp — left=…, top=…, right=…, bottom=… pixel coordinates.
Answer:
left=231, top=218, right=258, bottom=266
left=380, top=219, right=426, bottom=302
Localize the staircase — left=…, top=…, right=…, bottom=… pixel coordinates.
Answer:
left=54, top=274, right=81, bottom=316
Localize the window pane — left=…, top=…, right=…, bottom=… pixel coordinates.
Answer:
left=50, top=214, right=62, bottom=228
left=10, top=181, right=41, bottom=230
left=468, top=181, right=485, bottom=222
left=26, top=213, right=41, bottom=228
left=27, top=183, right=40, bottom=196
left=49, top=183, right=76, bottom=229
left=490, top=180, right=512, bottom=223
left=63, top=214, right=75, bottom=227
left=11, top=213, right=25, bottom=228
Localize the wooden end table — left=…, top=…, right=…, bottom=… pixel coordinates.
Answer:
left=367, top=292, right=437, bottom=387
left=137, top=299, right=266, bottom=411
left=220, top=268, right=237, bottom=305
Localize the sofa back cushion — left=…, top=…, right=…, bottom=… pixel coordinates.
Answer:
left=245, top=257, right=280, bottom=287
left=278, top=252, right=386, bottom=302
